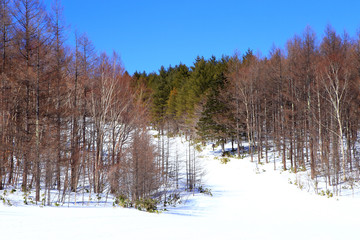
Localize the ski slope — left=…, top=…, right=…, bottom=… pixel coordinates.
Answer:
left=1, top=143, right=359, bottom=240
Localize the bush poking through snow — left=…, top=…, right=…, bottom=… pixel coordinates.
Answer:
left=0, top=190, right=12, bottom=206
left=113, top=195, right=159, bottom=213
left=222, top=151, right=231, bottom=157
left=41, top=193, right=46, bottom=207
left=220, top=157, right=230, bottom=164
left=325, top=190, right=333, bottom=198
left=195, top=144, right=203, bottom=152
left=198, top=186, right=213, bottom=196
left=135, top=198, right=159, bottom=213
left=113, top=195, right=132, bottom=208
left=165, top=193, right=182, bottom=207
left=318, top=189, right=333, bottom=198
left=96, top=194, right=102, bottom=202
left=23, top=191, right=35, bottom=205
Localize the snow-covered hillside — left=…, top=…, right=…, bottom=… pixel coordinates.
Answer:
left=1, top=141, right=359, bottom=240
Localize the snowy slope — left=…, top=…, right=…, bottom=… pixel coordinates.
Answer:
left=1, top=142, right=359, bottom=240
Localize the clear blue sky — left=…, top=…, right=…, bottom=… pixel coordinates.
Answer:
left=44, top=0, right=360, bottom=74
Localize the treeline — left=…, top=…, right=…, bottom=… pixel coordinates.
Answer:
left=0, top=0, right=169, bottom=206
left=137, top=26, right=360, bottom=194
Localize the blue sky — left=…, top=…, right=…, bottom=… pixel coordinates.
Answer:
left=44, top=0, right=360, bottom=74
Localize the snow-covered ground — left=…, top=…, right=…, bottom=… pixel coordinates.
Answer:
left=1, top=141, right=359, bottom=240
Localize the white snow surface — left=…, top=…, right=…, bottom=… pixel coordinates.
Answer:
left=1, top=141, right=359, bottom=240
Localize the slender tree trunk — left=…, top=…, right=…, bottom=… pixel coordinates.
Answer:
left=35, top=33, right=41, bottom=202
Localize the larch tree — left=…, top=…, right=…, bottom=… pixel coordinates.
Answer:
left=0, top=0, right=12, bottom=190
left=49, top=0, right=68, bottom=192
left=318, top=26, right=351, bottom=182
left=12, top=0, right=48, bottom=196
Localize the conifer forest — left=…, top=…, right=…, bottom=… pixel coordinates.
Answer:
left=1, top=0, right=360, bottom=209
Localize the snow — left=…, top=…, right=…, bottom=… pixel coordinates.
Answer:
left=1, top=141, right=360, bottom=240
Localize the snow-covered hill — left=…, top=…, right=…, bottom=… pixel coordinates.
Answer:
left=1, top=141, right=359, bottom=240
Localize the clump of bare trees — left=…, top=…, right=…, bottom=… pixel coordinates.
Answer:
left=0, top=0, right=171, bottom=207
left=223, top=26, right=360, bottom=195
